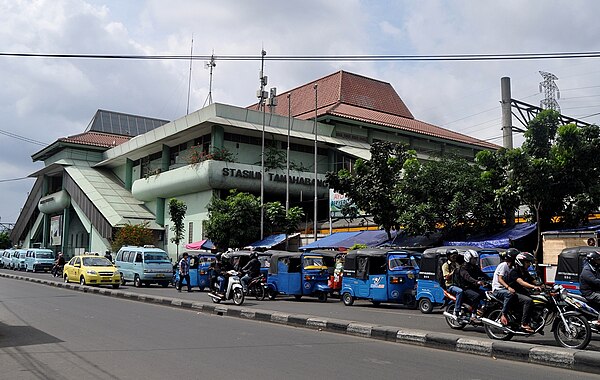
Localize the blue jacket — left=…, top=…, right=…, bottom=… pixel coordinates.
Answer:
left=580, top=261, right=600, bottom=297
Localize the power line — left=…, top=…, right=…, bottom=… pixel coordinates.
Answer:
left=4, top=50, right=600, bottom=62
left=0, top=129, right=48, bottom=146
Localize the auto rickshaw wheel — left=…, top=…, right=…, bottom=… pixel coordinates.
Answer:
left=418, top=298, right=433, bottom=314
left=371, top=301, right=381, bottom=306
left=199, top=287, right=205, bottom=292
left=342, top=292, right=354, bottom=306
left=318, top=292, right=328, bottom=303
left=268, top=290, right=277, bottom=300
left=294, top=295, right=303, bottom=301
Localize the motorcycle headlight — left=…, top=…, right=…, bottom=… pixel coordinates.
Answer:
left=86, top=270, right=97, bottom=275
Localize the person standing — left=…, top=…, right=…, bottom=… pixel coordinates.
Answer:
left=177, top=252, right=192, bottom=292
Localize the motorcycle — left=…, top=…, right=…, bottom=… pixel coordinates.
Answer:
left=481, top=284, right=592, bottom=350
left=244, top=273, right=267, bottom=301
left=562, top=291, right=600, bottom=335
left=207, top=270, right=245, bottom=305
left=442, top=284, right=494, bottom=330
left=51, top=264, right=63, bottom=278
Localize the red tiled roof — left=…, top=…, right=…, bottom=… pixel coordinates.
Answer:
left=59, top=131, right=131, bottom=148
left=249, top=70, right=499, bottom=150
left=327, top=103, right=499, bottom=149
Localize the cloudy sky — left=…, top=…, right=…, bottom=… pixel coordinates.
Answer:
left=1, top=0, right=600, bottom=224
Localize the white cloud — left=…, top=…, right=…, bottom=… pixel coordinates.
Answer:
left=1, top=0, right=600, bottom=222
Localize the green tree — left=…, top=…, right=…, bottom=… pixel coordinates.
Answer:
left=205, top=191, right=305, bottom=249
left=168, top=198, right=187, bottom=258
left=326, top=141, right=413, bottom=239
left=264, top=201, right=305, bottom=235
left=111, top=222, right=155, bottom=252
left=205, top=190, right=261, bottom=249
left=0, top=231, right=11, bottom=249
left=478, top=110, right=600, bottom=259
left=397, top=155, right=504, bottom=239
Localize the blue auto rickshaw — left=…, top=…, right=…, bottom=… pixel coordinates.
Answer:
left=554, top=246, right=597, bottom=294
left=478, top=249, right=505, bottom=279
left=173, top=252, right=216, bottom=291
left=227, top=250, right=272, bottom=277
left=266, top=251, right=331, bottom=302
left=416, top=246, right=482, bottom=313
left=340, top=248, right=420, bottom=307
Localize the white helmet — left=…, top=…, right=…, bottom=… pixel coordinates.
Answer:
left=463, top=249, right=479, bottom=263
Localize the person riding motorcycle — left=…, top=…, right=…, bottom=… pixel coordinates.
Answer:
left=442, top=248, right=464, bottom=317
left=52, top=252, right=65, bottom=276
left=241, top=252, right=261, bottom=293
left=506, top=251, right=541, bottom=333
left=492, top=248, right=519, bottom=326
left=453, top=249, right=486, bottom=323
left=580, top=250, right=600, bottom=326
left=217, top=252, right=235, bottom=295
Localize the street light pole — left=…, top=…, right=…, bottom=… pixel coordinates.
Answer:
left=313, top=84, right=318, bottom=242
left=258, top=50, right=267, bottom=240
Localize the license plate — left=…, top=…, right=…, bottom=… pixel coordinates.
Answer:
left=156, top=274, right=164, bottom=278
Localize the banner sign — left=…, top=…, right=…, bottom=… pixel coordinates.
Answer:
left=50, top=215, right=62, bottom=246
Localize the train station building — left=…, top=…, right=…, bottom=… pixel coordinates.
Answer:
left=10, top=70, right=498, bottom=259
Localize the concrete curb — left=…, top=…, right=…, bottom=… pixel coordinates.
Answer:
left=2, top=272, right=600, bottom=375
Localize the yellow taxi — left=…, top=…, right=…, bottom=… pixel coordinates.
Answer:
left=63, top=255, right=121, bottom=288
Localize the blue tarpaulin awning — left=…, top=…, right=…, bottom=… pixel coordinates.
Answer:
left=300, top=230, right=398, bottom=250
left=246, top=233, right=300, bottom=250
left=444, top=223, right=537, bottom=249
left=336, top=230, right=397, bottom=248
left=299, top=231, right=361, bottom=250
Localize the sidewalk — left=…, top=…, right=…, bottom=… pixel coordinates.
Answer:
left=2, top=272, right=600, bottom=375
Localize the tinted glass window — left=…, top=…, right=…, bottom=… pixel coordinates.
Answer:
left=74, top=257, right=81, bottom=265
left=82, top=257, right=112, bottom=266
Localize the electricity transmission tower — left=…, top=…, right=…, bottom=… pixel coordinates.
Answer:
left=539, top=71, right=560, bottom=112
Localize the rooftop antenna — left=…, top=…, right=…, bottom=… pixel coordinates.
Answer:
left=203, top=51, right=217, bottom=108
left=539, top=71, right=560, bottom=112
left=186, top=35, right=194, bottom=115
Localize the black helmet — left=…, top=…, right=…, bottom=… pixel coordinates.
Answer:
left=250, top=252, right=258, bottom=259
left=503, top=248, right=520, bottom=261
left=515, top=252, right=534, bottom=267
left=446, top=248, right=459, bottom=257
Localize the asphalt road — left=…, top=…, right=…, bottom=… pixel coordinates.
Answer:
left=0, top=277, right=597, bottom=380
left=7, top=268, right=598, bottom=350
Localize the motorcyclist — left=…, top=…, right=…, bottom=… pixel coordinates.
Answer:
left=52, top=252, right=65, bottom=276
left=492, top=248, right=519, bottom=326
left=217, top=252, right=234, bottom=295
left=453, top=249, right=486, bottom=323
left=579, top=250, right=600, bottom=326
left=506, top=251, right=541, bottom=333
left=241, top=252, right=261, bottom=293
left=441, top=248, right=464, bottom=317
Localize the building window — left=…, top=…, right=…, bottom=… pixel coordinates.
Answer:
left=335, top=154, right=356, bottom=173
left=193, top=134, right=211, bottom=154
left=188, top=222, right=193, bottom=244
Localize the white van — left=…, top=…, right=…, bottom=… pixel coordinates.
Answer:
left=114, top=246, right=173, bottom=288
left=25, top=248, right=55, bottom=272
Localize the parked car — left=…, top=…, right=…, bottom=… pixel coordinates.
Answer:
left=25, top=248, right=55, bottom=272
left=1, top=250, right=14, bottom=268
left=63, top=254, right=120, bottom=288
left=115, top=245, right=172, bottom=287
left=10, top=249, right=27, bottom=271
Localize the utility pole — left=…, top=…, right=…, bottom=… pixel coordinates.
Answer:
left=257, top=50, right=268, bottom=240
left=203, top=53, right=216, bottom=108
left=501, top=77, right=513, bottom=150
left=313, top=84, right=318, bottom=242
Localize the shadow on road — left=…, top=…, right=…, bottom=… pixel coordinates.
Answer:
left=0, top=322, right=62, bottom=348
